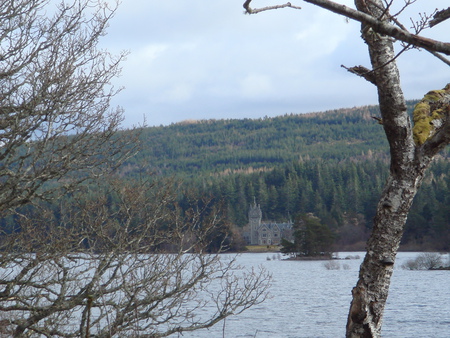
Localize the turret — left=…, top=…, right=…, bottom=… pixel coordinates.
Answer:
left=248, top=200, right=262, bottom=245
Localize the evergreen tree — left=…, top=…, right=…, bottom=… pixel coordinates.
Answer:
left=282, top=213, right=334, bottom=257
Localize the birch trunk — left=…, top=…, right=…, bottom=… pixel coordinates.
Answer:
left=346, top=1, right=442, bottom=336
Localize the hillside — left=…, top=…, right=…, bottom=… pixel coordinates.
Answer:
left=117, top=101, right=450, bottom=251
left=125, top=104, right=394, bottom=177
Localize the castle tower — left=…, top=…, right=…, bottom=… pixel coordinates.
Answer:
left=248, top=199, right=262, bottom=245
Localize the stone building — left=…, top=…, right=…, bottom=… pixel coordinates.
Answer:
left=245, top=201, right=293, bottom=245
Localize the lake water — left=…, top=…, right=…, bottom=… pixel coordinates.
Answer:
left=182, top=252, right=450, bottom=338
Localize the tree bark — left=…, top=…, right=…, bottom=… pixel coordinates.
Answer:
left=346, top=171, right=427, bottom=337
left=346, top=1, right=437, bottom=336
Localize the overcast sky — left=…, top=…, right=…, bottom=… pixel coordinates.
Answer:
left=100, top=0, right=450, bottom=128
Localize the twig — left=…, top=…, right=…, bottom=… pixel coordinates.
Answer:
left=426, top=50, right=450, bottom=67
left=390, top=0, right=417, bottom=19
left=342, top=41, right=416, bottom=85
left=341, top=65, right=377, bottom=85
left=371, top=116, right=383, bottom=125
left=243, top=0, right=301, bottom=14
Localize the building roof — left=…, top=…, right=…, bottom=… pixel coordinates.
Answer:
left=259, top=222, right=292, bottom=231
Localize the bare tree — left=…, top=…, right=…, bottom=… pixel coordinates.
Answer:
left=0, top=0, right=136, bottom=213
left=243, top=1, right=450, bottom=337
left=0, top=178, right=271, bottom=337
left=0, top=1, right=270, bottom=336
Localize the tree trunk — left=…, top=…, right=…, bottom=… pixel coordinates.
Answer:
left=346, top=170, right=427, bottom=337
left=346, top=1, right=435, bottom=336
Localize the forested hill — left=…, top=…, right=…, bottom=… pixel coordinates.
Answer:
left=120, top=101, right=450, bottom=251
left=127, top=103, right=393, bottom=177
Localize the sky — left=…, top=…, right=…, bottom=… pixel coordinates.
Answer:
left=100, top=0, right=450, bottom=128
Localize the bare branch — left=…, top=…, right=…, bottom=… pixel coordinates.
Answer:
left=243, top=0, right=301, bottom=14
left=426, top=51, right=450, bottom=67
left=429, top=7, right=450, bottom=27
left=296, top=0, right=450, bottom=55
left=409, top=10, right=437, bottom=35
left=389, top=0, right=417, bottom=19
left=243, top=1, right=450, bottom=56
left=341, top=65, right=377, bottom=85
left=371, top=116, right=383, bottom=124
left=342, top=43, right=411, bottom=85
left=0, top=178, right=271, bottom=336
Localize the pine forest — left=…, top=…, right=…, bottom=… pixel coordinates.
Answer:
left=5, top=102, right=450, bottom=251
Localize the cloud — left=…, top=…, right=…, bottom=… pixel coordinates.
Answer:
left=102, top=0, right=450, bottom=127
left=240, top=74, right=272, bottom=98
left=137, top=44, right=168, bottom=61
left=294, top=11, right=354, bottom=59
left=163, top=83, right=194, bottom=102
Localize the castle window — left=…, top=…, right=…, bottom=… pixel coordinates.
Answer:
left=262, top=233, right=267, bottom=237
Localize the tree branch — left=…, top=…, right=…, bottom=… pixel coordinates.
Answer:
left=426, top=50, right=450, bottom=67
left=342, top=42, right=412, bottom=85
left=243, top=1, right=450, bottom=56
left=341, top=65, right=377, bottom=85
left=429, top=7, right=450, bottom=28
left=298, top=0, right=450, bottom=56
left=243, top=0, right=301, bottom=14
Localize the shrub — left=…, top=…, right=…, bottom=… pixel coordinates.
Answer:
left=323, top=260, right=341, bottom=270
left=401, top=252, right=443, bottom=270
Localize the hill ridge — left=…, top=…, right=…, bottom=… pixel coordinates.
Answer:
left=126, top=102, right=418, bottom=178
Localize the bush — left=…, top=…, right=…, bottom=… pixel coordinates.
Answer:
left=401, top=253, right=444, bottom=270
left=323, top=260, right=341, bottom=270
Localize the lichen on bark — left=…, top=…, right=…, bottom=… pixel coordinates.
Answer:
left=412, top=84, right=450, bottom=145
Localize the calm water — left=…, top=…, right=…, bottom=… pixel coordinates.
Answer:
left=182, top=252, right=450, bottom=338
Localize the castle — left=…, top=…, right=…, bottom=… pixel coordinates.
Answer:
left=244, top=201, right=293, bottom=245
